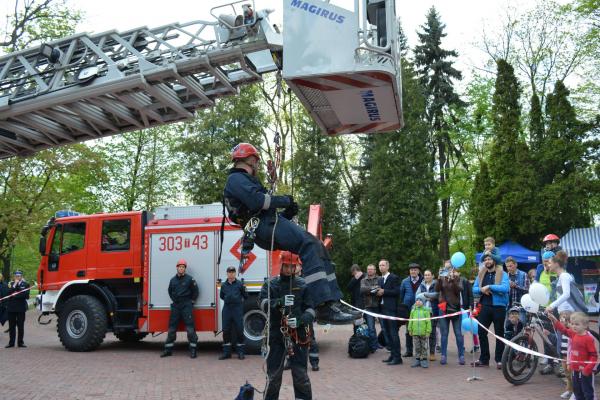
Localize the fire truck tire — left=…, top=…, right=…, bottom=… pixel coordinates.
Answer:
left=243, top=296, right=266, bottom=355
left=114, top=331, right=148, bottom=343
left=57, top=295, right=108, bottom=352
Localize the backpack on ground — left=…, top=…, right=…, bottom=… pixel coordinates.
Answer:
left=348, top=333, right=370, bottom=358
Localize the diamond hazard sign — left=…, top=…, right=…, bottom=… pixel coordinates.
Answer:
left=230, top=239, right=256, bottom=273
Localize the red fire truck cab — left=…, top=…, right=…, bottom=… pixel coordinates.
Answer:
left=37, top=204, right=327, bottom=352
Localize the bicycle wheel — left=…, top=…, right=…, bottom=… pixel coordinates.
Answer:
left=501, top=332, right=539, bottom=385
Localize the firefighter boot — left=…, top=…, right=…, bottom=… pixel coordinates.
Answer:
left=219, top=343, right=232, bottom=360
left=237, top=344, right=245, bottom=360
left=160, top=349, right=172, bottom=358
left=315, top=301, right=358, bottom=325
left=189, top=345, right=197, bottom=359
left=310, top=359, right=320, bottom=371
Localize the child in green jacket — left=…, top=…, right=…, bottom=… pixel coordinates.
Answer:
left=408, top=293, right=432, bottom=368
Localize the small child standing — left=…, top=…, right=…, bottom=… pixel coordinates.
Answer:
left=558, top=311, right=573, bottom=399
left=408, top=294, right=432, bottom=368
left=549, top=312, right=598, bottom=400
left=504, top=307, right=524, bottom=341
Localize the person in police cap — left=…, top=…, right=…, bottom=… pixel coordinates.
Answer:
left=219, top=266, right=248, bottom=360
left=259, top=251, right=315, bottom=400
left=5, top=270, right=30, bottom=348
left=224, top=143, right=357, bottom=325
left=161, top=259, right=199, bottom=358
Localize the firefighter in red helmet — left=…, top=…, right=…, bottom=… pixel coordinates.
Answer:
left=160, top=259, right=199, bottom=358
left=224, top=143, right=358, bottom=324
left=260, top=251, right=314, bottom=400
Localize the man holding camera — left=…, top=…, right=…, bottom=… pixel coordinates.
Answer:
left=259, top=252, right=315, bottom=400
left=359, top=264, right=380, bottom=352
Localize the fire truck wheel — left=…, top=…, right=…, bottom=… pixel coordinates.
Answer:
left=115, top=331, right=148, bottom=343
left=243, top=296, right=266, bottom=355
left=58, top=295, right=108, bottom=352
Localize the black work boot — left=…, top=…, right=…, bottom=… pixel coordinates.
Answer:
left=190, top=346, right=197, bottom=359
left=219, top=344, right=232, bottom=360
left=237, top=344, right=245, bottom=360
left=310, top=359, right=319, bottom=371
left=315, top=301, right=358, bottom=325
left=160, top=349, right=172, bottom=358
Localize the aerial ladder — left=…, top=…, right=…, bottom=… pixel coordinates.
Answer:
left=0, top=0, right=403, bottom=159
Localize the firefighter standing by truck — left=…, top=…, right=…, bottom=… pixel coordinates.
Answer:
left=161, top=259, right=199, bottom=359
left=5, top=270, right=30, bottom=348
left=224, top=143, right=356, bottom=325
left=260, top=253, right=315, bottom=400
left=219, top=266, right=248, bottom=360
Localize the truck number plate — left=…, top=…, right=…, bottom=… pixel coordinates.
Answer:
left=158, top=234, right=209, bottom=251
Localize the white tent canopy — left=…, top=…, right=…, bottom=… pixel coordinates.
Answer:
left=561, top=227, right=600, bottom=257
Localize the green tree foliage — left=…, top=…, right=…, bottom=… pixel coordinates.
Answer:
left=352, top=63, right=439, bottom=276
left=535, top=81, right=599, bottom=235
left=99, top=126, right=182, bottom=212
left=473, top=60, right=540, bottom=248
left=178, top=85, right=267, bottom=204
left=0, top=0, right=90, bottom=278
left=1, top=0, right=82, bottom=52
left=1, top=146, right=106, bottom=278
left=470, top=161, right=491, bottom=247
left=414, top=7, right=466, bottom=259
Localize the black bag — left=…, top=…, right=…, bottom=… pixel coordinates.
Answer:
left=348, top=334, right=370, bottom=358
left=234, top=382, right=254, bottom=400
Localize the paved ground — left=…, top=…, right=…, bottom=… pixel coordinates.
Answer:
left=0, top=311, right=597, bottom=400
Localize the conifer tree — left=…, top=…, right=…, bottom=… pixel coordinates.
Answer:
left=353, top=63, right=439, bottom=275
left=484, top=59, right=540, bottom=247
left=414, top=7, right=465, bottom=259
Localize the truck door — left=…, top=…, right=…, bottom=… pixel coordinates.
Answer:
left=47, top=221, right=88, bottom=285
left=90, top=217, right=136, bottom=280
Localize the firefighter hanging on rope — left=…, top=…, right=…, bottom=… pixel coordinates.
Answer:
left=224, top=143, right=358, bottom=324
left=259, top=251, right=314, bottom=400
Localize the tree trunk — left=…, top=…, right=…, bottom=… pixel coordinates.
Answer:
left=1, top=252, right=11, bottom=281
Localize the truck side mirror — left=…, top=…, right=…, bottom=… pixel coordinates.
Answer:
left=39, top=236, right=47, bottom=255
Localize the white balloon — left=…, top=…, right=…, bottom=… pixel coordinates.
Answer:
left=521, top=294, right=539, bottom=313
left=529, top=282, right=550, bottom=305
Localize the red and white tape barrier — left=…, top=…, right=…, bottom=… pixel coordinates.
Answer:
left=340, top=299, right=468, bottom=322
left=0, top=284, right=36, bottom=302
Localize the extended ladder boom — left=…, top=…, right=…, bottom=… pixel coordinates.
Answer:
left=0, top=0, right=404, bottom=159
left=0, top=5, right=281, bottom=158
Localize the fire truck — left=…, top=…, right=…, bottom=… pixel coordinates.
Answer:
left=37, top=203, right=330, bottom=352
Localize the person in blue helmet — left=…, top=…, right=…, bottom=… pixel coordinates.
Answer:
left=223, top=143, right=357, bottom=324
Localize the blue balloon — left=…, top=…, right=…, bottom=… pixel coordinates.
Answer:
left=451, top=252, right=466, bottom=268
left=461, top=317, right=478, bottom=335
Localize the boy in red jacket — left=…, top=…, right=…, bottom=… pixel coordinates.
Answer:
left=549, top=312, right=598, bottom=400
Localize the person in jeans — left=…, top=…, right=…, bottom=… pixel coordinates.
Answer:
left=416, top=269, right=438, bottom=361
left=505, top=256, right=529, bottom=324
left=436, top=261, right=465, bottom=365
left=359, top=264, right=380, bottom=352
left=399, top=263, right=423, bottom=357
left=472, top=251, right=509, bottom=369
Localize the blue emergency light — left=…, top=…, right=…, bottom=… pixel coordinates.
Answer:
left=55, top=210, right=80, bottom=218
